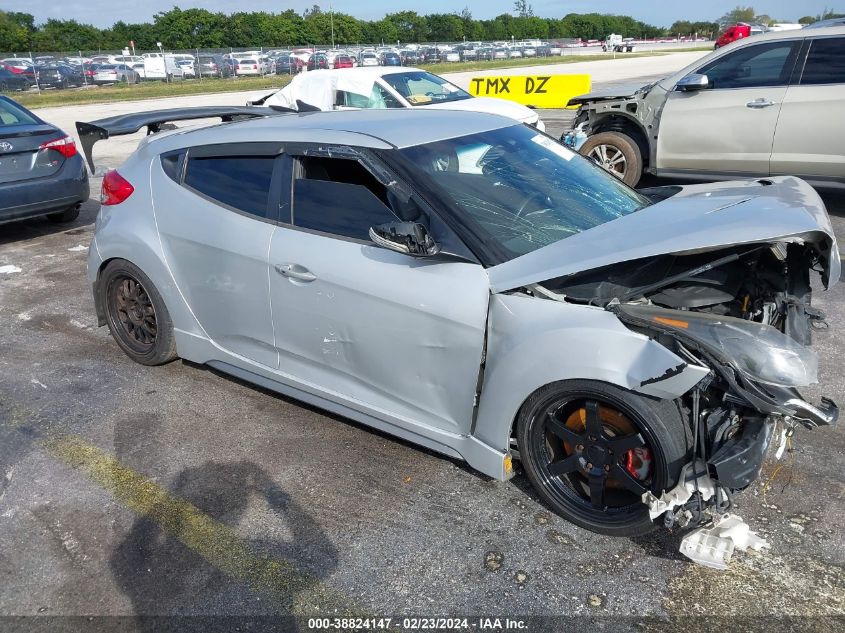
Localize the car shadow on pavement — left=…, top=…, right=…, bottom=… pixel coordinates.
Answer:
left=109, top=414, right=340, bottom=632
left=0, top=203, right=98, bottom=247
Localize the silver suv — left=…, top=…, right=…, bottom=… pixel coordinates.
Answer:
left=564, top=26, right=845, bottom=187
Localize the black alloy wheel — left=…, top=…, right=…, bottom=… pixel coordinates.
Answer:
left=517, top=380, right=690, bottom=536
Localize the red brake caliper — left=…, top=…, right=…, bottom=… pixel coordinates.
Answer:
left=625, top=446, right=654, bottom=480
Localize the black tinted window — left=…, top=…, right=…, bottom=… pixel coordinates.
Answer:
left=699, top=41, right=800, bottom=89
left=801, top=38, right=845, bottom=85
left=185, top=155, right=275, bottom=218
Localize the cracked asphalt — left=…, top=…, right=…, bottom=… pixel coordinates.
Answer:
left=1, top=65, right=843, bottom=631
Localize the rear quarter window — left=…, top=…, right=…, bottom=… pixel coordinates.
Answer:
left=800, top=38, right=845, bottom=85
left=184, top=155, right=276, bottom=219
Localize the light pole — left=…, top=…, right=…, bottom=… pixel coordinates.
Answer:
left=330, top=4, right=335, bottom=48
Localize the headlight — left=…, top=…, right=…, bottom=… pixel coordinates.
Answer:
left=617, top=305, right=818, bottom=388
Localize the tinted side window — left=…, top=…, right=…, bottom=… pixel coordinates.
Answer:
left=184, top=155, right=275, bottom=218
left=699, top=41, right=800, bottom=89
left=292, top=157, right=397, bottom=241
left=801, top=38, right=845, bottom=85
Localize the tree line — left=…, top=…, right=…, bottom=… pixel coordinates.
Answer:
left=3, top=5, right=841, bottom=54
left=2, top=6, right=698, bottom=54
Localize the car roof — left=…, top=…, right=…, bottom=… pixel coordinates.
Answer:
left=744, top=24, right=845, bottom=40
left=146, top=108, right=517, bottom=152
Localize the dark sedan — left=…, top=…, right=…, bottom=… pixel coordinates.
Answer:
left=0, top=96, right=89, bottom=225
left=35, top=64, right=85, bottom=89
left=0, top=67, right=30, bottom=92
left=197, top=55, right=233, bottom=78
left=307, top=54, right=330, bottom=71
left=274, top=55, right=304, bottom=75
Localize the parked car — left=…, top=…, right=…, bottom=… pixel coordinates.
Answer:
left=197, top=55, right=232, bottom=78
left=380, top=52, right=402, bottom=66
left=3, top=61, right=35, bottom=86
left=77, top=105, right=838, bottom=545
left=93, top=64, right=141, bottom=84
left=333, top=55, right=354, bottom=69
left=306, top=54, right=330, bottom=72
left=400, top=50, right=420, bottom=65
left=0, top=95, right=88, bottom=225
left=255, top=67, right=545, bottom=130
left=234, top=58, right=262, bottom=76
left=0, top=67, right=30, bottom=92
left=273, top=55, right=303, bottom=75
left=359, top=52, right=379, bottom=67
left=176, top=60, right=196, bottom=78
left=564, top=26, right=845, bottom=187
left=443, top=51, right=461, bottom=63
left=35, top=64, right=85, bottom=89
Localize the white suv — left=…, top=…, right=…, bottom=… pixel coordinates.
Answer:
left=565, top=26, right=845, bottom=187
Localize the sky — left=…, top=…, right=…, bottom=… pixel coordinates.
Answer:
left=2, top=1, right=836, bottom=28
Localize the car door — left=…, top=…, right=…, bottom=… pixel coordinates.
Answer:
left=151, top=143, right=288, bottom=368
left=770, top=36, right=845, bottom=179
left=267, top=149, right=490, bottom=434
left=656, top=39, right=802, bottom=175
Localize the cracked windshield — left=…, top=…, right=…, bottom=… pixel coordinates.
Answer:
left=400, top=125, right=649, bottom=260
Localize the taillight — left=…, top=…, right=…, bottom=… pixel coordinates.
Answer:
left=100, top=170, right=134, bottom=206
left=40, top=136, right=77, bottom=158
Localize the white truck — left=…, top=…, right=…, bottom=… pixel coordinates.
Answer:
left=141, top=52, right=184, bottom=81
left=603, top=34, right=636, bottom=52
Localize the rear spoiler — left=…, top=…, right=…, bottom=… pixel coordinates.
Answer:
left=74, top=105, right=294, bottom=172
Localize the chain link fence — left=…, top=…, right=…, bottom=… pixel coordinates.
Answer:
left=0, top=38, right=706, bottom=95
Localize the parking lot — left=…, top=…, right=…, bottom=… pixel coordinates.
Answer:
left=1, top=51, right=843, bottom=630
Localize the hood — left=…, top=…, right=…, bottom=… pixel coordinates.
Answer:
left=487, top=176, right=841, bottom=293
left=423, top=96, right=539, bottom=123
left=567, top=82, right=653, bottom=106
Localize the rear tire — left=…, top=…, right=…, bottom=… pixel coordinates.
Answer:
left=47, top=205, right=80, bottom=223
left=101, top=259, right=178, bottom=366
left=580, top=131, right=643, bottom=187
left=517, top=380, right=691, bottom=537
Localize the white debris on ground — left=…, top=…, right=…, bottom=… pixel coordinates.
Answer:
left=0, top=265, right=22, bottom=274
left=67, top=245, right=88, bottom=252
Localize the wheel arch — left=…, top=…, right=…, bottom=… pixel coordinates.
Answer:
left=590, top=113, right=651, bottom=167
left=472, top=294, right=706, bottom=455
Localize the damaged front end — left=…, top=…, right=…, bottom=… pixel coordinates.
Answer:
left=603, top=261, right=838, bottom=565
left=526, top=197, right=839, bottom=566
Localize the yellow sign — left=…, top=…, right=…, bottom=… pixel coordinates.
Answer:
left=467, top=74, right=591, bottom=109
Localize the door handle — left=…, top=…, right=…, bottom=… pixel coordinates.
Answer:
left=746, top=98, right=775, bottom=109
left=274, top=263, right=316, bottom=282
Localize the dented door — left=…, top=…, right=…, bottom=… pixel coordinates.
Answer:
left=268, top=226, right=490, bottom=434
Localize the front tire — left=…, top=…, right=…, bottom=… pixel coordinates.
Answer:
left=517, top=380, right=691, bottom=537
left=580, top=131, right=643, bottom=187
left=101, top=260, right=178, bottom=366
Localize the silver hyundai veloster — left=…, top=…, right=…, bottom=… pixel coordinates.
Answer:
left=78, top=107, right=839, bottom=540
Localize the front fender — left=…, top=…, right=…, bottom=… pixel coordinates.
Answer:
left=473, top=294, right=708, bottom=452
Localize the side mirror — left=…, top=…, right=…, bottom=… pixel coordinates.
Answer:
left=676, top=73, right=710, bottom=91
left=369, top=221, right=441, bottom=257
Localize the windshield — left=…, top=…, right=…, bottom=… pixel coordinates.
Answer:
left=381, top=71, right=472, bottom=106
left=396, top=125, right=649, bottom=262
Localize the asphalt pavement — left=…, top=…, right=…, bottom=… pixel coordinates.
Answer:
left=0, top=57, right=843, bottom=631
